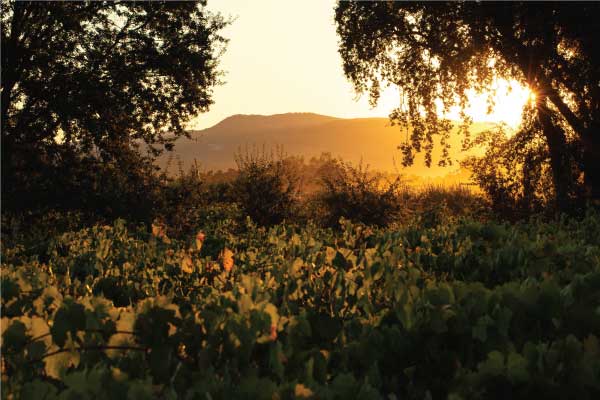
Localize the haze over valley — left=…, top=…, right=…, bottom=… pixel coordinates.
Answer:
left=161, top=112, right=493, bottom=182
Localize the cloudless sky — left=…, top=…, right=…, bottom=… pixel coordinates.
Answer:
left=189, top=0, right=530, bottom=130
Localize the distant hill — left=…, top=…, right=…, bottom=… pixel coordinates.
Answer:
left=158, top=112, right=492, bottom=178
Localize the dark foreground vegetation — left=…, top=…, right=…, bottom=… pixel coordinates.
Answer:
left=2, top=152, right=600, bottom=399
left=3, top=204, right=600, bottom=400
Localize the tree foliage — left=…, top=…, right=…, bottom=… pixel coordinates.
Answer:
left=1, top=0, right=228, bottom=211
left=335, top=1, right=600, bottom=210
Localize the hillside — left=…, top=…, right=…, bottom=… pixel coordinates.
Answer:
left=158, top=113, right=493, bottom=178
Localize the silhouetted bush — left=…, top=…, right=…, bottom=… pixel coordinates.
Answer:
left=231, top=146, right=301, bottom=226
left=312, top=160, right=406, bottom=227
left=2, top=145, right=164, bottom=224
left=462, top=122, right=586, bottom=219
left=151, top=159, right=243, bottom=238
left=416, top=184, right=489, bottom=218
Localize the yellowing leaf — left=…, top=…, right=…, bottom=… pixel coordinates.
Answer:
left=181, top=255, right=193, bottom=274
left=295, top=383, right=314, bottom=398
left=220, top=248, right=234, bottom=272
left=45, top=335, right=80, bottom=379
left=45, top=349, right=79, bottom=380
left=151, top=221, right=170, bottom=243
left=0, top=317, right=10, bottom=338
left=263, top=303, right=279, bottom=327
left=290, top=258, right=304, bottom=277
left=30, top=316, right=52, bottom=347
left=195, top=231, right=206, bottom=252
left=33, top=286, right=62, bottom=315
left=111, top=367, right=128, bottom=382
left=106, top=310, right=135, bottom=358
left=584, top=334, right=599, bottom=356
left=151, top=223, right=163, bottom=237
left=168, top=322, right=177, bottom=337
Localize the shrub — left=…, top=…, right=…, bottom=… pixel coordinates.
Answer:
left=231, top=146, right=301, bottom=226
left=2, top=146, right=164, bottom=224
left=154, top=160, right=244, bottom=239
left=312, top=159, right=406, bottom=227
left=462, top=121, right=585, bottom=218
left=414, top=184, right=490, bottom=226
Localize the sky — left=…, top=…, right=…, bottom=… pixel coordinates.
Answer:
left=189, top=0, right=531, bottom=130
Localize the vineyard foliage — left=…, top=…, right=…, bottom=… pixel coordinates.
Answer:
left=2, top=211, right=600, bottom=399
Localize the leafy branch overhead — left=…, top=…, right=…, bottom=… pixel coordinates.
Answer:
left=1, top=0, right=230, bottom=158
left=335, top=1, right=600, bottom=208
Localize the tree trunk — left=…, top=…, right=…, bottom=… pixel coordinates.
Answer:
left=1, top=78, right=16, bottom=134
left=582, top=127, right=600, bottom=206
left=537, top=100, right=571, bottom=212
left=521, top=152, right=535, bottom=213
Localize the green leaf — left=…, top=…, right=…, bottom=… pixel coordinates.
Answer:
left=237, top=376, right=277, bottom=400
left=62, top=367, right=105, bottom=396
left=370, top=262, right=384, bottom=281
left=127, top=380, right=155, bottom=400
left=313, top=350, right=328, bottom=384
left=268, top=342, right=285, bottom=380
left=357, top=383, right=380, bottom=400
left=308, top=313, right=342, bottom=343
left=149, top=345, right=172, bottom=382
left=332, top=251, right=347, bottom=269
left=51, top=300, right=86, bottom=348
left=1, top=278, right=20, bottom=303
left=429, top=309, right=448, bottom=334
left=20, top=380, right=58, bottom=400
left=331, top=373, right=358, bottom=399
left=583, top=334, right=599, bottom=357
left=494, top=307, right=513, bottom=338
left=478, top=351, right=505, bottom=377
left=472, top=316, right=494, bottom=343
left=2, top=320, right=28, bottom=351
left=506, top=352, right=529, bottom=383
left=426, top=285, right=453, bottom=306
left=26, top=340, right=47, bottom=362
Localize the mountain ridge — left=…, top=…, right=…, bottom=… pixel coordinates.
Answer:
left=159, top=112, right=492, bottom=177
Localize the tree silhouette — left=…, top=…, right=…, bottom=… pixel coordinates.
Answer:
left=335, top=1, right=600, bottom=210
left=1, top=0, right=228, bottom=211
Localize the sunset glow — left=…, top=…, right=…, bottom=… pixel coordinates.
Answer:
left=446, top=80, right=534, bottom=129
left=194, top=0, right=533, bottom=131
left=374, top=79, right=533, bottom=129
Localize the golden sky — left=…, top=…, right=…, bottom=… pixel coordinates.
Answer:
left=190, top=0, right=531, bottom=130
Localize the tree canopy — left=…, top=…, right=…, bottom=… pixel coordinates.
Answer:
left=1, top=0, right=228, bottom=156
left=335, top=1, right=600, bottom=209
left=1, top=0, right=228, bottom=212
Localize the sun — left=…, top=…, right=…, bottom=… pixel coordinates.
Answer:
left=372, top=79, right=533, bottom=130
left=462, top=79, right=533, bottom=129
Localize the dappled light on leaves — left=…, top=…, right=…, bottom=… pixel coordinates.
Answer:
left=3, top=214, right=600, bottom=398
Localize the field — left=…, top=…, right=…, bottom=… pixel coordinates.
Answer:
left=2, top=212, right=600, bottom=399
